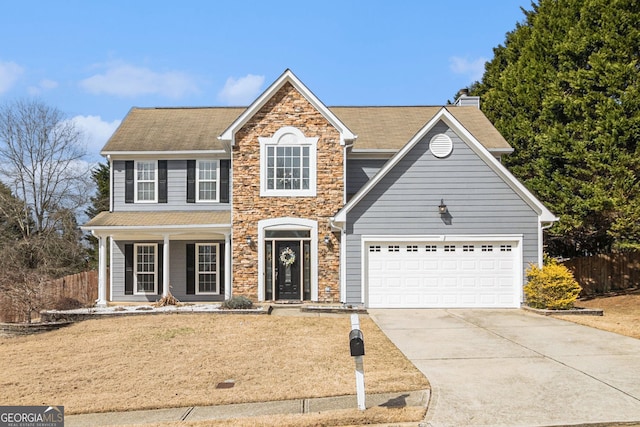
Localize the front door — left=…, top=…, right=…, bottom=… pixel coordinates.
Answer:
left=275, top=241, right=301, bottom=300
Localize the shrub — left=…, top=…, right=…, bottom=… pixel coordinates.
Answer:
left=52, top=297, right=85, bottom=311
left=524, top=258, right=582, bottom=310
left=221, top=296, right=253, bottom=310
left=154, top=291, right=180, bottom=307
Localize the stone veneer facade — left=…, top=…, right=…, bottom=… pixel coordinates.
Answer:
left=231, top=82, right=343, bottom=301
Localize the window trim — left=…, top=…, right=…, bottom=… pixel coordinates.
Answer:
left=196, top=243, right=219, bottom=295
left=134, top=160, right=158, bottom=203
left=259, top=126, right=318, bottom=197
left=133, top=243, right=157, bottom=295
left=196, top=159, right=220, bottom=203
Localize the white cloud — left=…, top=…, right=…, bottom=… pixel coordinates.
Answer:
left=40, top=79, right=59, bottom=90
left=79, top=61, right=199, bottom=98
left=27, top=78, right=59, bottom=95
left=449, top=56, right=487, bottom=82
left=0, top=61, right=24, bottom=94
left=217, top=74, right=265, bottom=105
left=70, top=115, right=121, bottom=160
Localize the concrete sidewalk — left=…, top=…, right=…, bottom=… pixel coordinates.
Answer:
left=65, top=389, right=429, bottom=426
left=370, top=308, right=640, bottom=427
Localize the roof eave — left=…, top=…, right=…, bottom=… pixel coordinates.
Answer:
left=101, top=150, right=228, bottom=158
left=81, top=223, right=232, bottom=232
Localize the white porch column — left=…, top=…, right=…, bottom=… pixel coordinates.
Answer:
left=225, top=232, right=231, bottom=300
left=96, top=235, right=108, bottom=307
left=163, top=235, right=170, bottom=297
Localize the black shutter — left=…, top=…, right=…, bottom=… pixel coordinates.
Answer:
left=219, top=243, right=225, bottom=295
left=186, top=160, right=196, bottom=203
left=186, top=243, right=195, bottom=294
left=125, top=161, right=134, bottom=204
left=219, top=160, right=230, bottom=203
left=157, top=244, right=163, bottom=295
left=158, top=161, right=167, bottom=203
left=124, top=244, right=134, bottom=295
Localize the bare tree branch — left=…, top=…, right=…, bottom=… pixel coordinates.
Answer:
left=0, top=99, right=90, bottom=237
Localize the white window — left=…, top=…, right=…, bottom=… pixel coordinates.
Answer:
left=259, top=127, right=318, bottom=197
left=197, top=160, right=219, bottom=202
left=134, top=244, right=157, bottom=294
left=135, top=161, right=157, bottom=202
left=196, top=243, right=219, bottom=294
left=266, top=146, right=310, bottom=191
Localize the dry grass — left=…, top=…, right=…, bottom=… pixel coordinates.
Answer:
left=143, top=406, right=427, bottom=427
left=0, top=313, right=428, bottom=416
left=557, top=294, right=640, bottom=339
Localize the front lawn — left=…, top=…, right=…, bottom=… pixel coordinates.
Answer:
left=557, top=293, right=640, bottom=339
left=0, top=313, right=428, bottom=416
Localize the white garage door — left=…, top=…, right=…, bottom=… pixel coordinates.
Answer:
left=366, top=240, right=520, bottom=308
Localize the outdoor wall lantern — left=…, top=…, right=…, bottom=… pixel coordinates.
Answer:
left=324, top=235, right=331, bottom=246
left=246, top=236, right=252, bottom=246
left=438, top=199, right=448, bottom=215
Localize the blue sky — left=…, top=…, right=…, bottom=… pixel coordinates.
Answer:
left=0, top=1, right=533, bottom=161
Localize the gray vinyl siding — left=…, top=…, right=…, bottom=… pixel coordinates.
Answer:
left=111, top=239, right=226, bottom=302
left=346, top=159, right=388, bottom=197
left=344, top=121, right=541, bottom=304
left=112, top=159, right=230, bottom=211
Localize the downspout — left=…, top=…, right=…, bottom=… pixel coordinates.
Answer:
left=338, top=142, right=354, bottom=302
left=538, top=221, right=554, bottom=266
left=107, top=154, right=114, bottom=212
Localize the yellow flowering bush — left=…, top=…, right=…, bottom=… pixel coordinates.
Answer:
left=524, top=258, right=582, bottom=310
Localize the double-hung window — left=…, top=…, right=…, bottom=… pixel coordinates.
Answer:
left=134, top=243, right=157, bottom=294
left=135, top=160, right=157, bottom=202
left=196, top=243, right=219, bottom=294
left=259, top=126, right=317, bottom=197
left=197, top=160, right=219, bottom=202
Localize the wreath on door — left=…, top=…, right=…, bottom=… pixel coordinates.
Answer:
left=279, top=247, right=296, bottom=267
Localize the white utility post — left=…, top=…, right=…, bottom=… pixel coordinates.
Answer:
left=350, top=313, right=366, bottom=410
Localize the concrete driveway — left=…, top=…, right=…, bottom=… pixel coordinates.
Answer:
left=369, top=309, right=640, bottom=427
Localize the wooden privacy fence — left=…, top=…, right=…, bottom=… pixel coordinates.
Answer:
left=0, top=270, right=99, bottom=323
left=563, top=252, right=640, bottom=296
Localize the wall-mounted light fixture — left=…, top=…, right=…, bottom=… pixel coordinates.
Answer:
left=246, top=236, right=252, bottom=246
left=438, top=199, right=448, bottom=215
left=324, top=235, right=331, bottom=246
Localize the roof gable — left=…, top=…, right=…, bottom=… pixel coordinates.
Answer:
left=219, top=69, right=356, bottom=146
left=333, top=108, right=557, bottom=224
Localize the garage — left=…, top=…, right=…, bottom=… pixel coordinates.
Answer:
left=365, top=238, right=521, bottom=308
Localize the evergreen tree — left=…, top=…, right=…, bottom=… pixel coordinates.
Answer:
left=472, top=0, right=640, bottom=256
left=85, top=162, right=110, bottom=268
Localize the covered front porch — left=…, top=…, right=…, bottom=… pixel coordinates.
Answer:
left=82, top=211, right=232, bottom=306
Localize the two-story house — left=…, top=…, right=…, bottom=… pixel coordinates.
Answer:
left=83, top=69, right=557, bottom=309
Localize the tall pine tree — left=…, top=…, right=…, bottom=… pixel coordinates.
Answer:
left=85, top=162, right=110, bottom=268
left=472, top=0, right=640, bottom=256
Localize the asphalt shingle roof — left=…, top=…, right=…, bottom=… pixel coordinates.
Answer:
left=101, top=105, right=511, bottom=154
left=83, top=211, right=231, bottom=228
